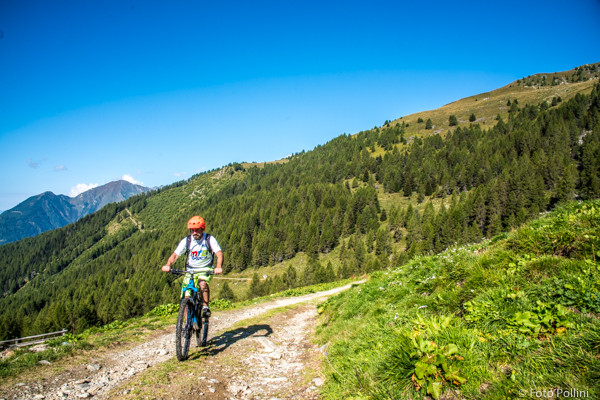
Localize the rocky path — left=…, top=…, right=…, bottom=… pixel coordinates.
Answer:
left=1, top=282, right=361, bottom=400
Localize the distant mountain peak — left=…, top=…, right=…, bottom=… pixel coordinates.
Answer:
left=0, top=180, right=150, bottom=245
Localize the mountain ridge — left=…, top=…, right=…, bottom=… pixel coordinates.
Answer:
left=390, top=62, right=599, bottom=141
left=0, top=180, right=150, bottom=245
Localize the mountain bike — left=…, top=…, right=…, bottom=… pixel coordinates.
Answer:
left=169, top=269, right=212, bottom=361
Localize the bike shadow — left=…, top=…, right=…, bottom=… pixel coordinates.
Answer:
left=189, top=324, right=273, bottom=359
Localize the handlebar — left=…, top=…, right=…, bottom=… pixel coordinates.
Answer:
left=169, top=269, right=214, bottom=276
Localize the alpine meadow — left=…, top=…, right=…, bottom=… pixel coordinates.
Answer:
left=1, top=64, right=600, bottom=398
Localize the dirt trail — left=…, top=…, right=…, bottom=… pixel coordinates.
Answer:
left=1, top=282, right=362, bottom=400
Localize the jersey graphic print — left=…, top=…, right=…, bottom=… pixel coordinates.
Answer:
left=190, top=249, right=209, bottom=261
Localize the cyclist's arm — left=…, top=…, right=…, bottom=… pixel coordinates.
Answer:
left=162, top=252, right=179, bottom=272
left=214, top=250, right=223, bottom=274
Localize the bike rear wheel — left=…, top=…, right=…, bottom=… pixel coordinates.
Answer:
left=175, top=297, right=193, bottom=361
left=195, top=327, right=201, bottom=347
left=193, top=309, right=210, bottom=347
left=200, top=316, right=209, bottom=347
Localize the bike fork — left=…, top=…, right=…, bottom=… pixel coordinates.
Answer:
left=186, top=307, right=196, bottom=332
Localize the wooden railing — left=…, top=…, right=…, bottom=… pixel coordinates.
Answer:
left=0, top=329, right=68, bottom=349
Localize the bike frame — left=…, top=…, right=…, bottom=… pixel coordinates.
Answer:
left=180, top=274, right=200, bottom=327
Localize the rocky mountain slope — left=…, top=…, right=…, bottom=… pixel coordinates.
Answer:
left=0, top=180, right=150, bottom=245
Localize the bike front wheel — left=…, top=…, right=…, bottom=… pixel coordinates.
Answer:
left=175, top=297, right=194, bottom=361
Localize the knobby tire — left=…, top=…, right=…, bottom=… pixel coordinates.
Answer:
left=195, top=309, right=209, bottom=347
left=195, top=324, right=202, bottom=348
left=175, top=297, right=193, bottom=361
left=201, top=317, right=209, bottom=347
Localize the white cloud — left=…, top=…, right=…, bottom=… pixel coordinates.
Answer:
left=54, top=165, right=67, bottom=171
left=70, top=183, right=99, bottom=197
left=122, top=174, right=144, bottom=185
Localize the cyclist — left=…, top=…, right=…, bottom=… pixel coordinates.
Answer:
left=162, top=216, right=223, bottom=317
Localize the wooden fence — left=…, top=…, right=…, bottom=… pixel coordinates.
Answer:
left=0, top=329, right=68, bottom=349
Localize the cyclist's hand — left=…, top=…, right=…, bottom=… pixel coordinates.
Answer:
left=214, top=267, right=223, bottom=274
left=162, top=265, right=171, bottom=272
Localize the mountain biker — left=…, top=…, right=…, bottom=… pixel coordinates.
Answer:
left=162, top=216, right=223, bottom=317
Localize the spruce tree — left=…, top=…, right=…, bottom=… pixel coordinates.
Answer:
left=285, top=265, right=297, bottom=288
left=219, top=282, right=236, bottom=301
left=248, top=273, right=263, bottom=299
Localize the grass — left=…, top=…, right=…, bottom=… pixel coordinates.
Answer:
left=210, top=246, right=359, bottom=302
left=0, top=337, right=92, bottom=380
left=210, top=252, right=314, bottom=301
left=397, top=74, right=599, bottom=140
left=315, top=199, right=600, bottom=399
left=210, top=277, right=356, bottom=314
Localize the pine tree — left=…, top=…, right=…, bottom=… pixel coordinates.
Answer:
left=579, top=126, right=600, bottom=199
left=320, top=215, right=335, bottom=252
left=219, top=282, right=236, bottom=301
left=375, top=228, right=392, bottom=256
left=354, top=239, right=366, bottom=273
left=338, top=240, right=347, bottom=262
left=284, top=265, right=297, bottom=288
left=247, top=272, right=263, bottom=299
left=380, top=208, right=387, bottom=222
left=325, top=261, right=335, bottom=282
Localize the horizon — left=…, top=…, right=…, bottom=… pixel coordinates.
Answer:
left=1, top=0, right=600, bottom=212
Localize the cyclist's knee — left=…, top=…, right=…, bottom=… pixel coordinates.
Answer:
left=198, top=280, right=210, bottom=293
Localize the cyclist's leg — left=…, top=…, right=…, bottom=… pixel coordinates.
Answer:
left=198, top=280, right=212, bottom=319
left=196, top=270, right=213, bottom=307
left=198, top=279, right=210, bottom=307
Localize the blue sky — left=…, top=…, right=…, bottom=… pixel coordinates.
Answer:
left=1, top=0, right=599, bottom=212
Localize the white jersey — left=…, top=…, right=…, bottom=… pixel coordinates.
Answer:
left=174, top=233, right=221, bottom=272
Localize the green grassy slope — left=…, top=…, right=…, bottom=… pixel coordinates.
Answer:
left=386, top=62, right=599, bottom=143
left=316, top=200, right=600, bottom=399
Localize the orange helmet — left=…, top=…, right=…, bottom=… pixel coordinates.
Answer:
left=187, top=216, right=205, bottom=230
